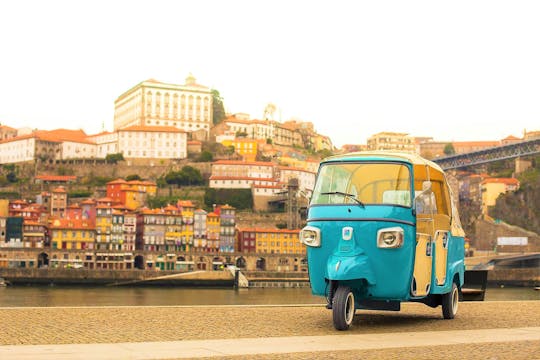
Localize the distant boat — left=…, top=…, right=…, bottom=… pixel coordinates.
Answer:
left=0, top=278, right=7, bottom=287
left=535, top=287, right=540, bottom=291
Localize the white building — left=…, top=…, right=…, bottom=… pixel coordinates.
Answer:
left=60, top=140, right=97, bottom=159
left=367, top=132, right=415, bottom=152
left=209, top=161, right=315, bottom=194
left=87, top=131, right=119, bottom=159
left=114, top=74, right=212, bottom=139
left=224, top=117, right=274, bottom=141
left=117, top=126, right=187, bottom=159
left=279, top=166, right=316, bottom=194
left=210, top=160, right=276, bottom=180
left=0, top=135, right=39, bottom=164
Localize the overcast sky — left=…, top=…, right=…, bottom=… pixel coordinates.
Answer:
left=0, top=0, right=539, bottom=147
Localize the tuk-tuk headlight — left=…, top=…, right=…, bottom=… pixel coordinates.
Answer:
left=300, top=226, right=321, bottom=247
left=377, top=227, right=404, bottom=248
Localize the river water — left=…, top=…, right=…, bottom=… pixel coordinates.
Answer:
left=0, top=286, right=538, bottom=307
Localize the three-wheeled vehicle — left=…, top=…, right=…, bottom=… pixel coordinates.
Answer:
left=300, top=151, right=466, bottom=330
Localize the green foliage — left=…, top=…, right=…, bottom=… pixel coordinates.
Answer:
left=0, top=191, right=20, bottom=199
left=57, top=166, right=75, bottom=176
left=156, top=176, right=168, bottom=188
left=84, top=175, right=114, bottom=187
left=275, top=222, right=288, bottom=229
left=6, top=172, right=17, bottom=183
left=204, top=188, right=252, bottom=210
left=0, top=175, right=8, bottom=186
left=487, top=159, right=514, bottom=176
left=105, top=153, right=124, bottom=164
left=211, top=89, right=226, bottom=125
left=164, top=166, right=204, bottom=187
left=181, top=166, right=203, bottom=185
left=489, top=167, right=540, bottom=234
left=197, top=150, right=213, bottom=162
left=125, top=174, right=142, bottom=181
left=266, top=138, right=273, bottom=144
left=68, top=190, right=93, bottom=198
left=146, top=195, right=179, bottom=209
left=443, top=143, right=456, bottom=155
left=236, top=131, right=248, bottom=137
left=316, top=149, right=334, bottom=159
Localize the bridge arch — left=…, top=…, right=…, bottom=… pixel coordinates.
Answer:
left=235, top=256, right=247, bottom=269
left=256, top=257, right=266, bottom=271
left=37, top=252, right=49, bottom=268
left=134, top=255, right=145, bottom=270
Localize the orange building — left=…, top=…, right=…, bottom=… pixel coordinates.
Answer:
left=106, top=179, right=157, bottom=210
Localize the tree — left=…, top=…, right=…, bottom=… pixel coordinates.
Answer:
left=317, top=149, right=334, bottom=159
left=198, top=150, right=213, bottom=162
left=164, top=166, right=203, bottom=187
left=105, top=153, right=124, bottom=164
left=211, top=89, right=226, bottom=125
left=180, top=166, right=203, bottom=185
left=6, top=172, right=17, bottom=183
left=126, top=174, right=142, bottom=181
left=204, top=188, right=252, bottom=210
left=443, top=143, right=456, bottom=156
left=165, top=171, right=184, bottom=187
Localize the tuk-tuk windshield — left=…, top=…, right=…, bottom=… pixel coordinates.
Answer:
left=311, top=162, right=412, bottom=207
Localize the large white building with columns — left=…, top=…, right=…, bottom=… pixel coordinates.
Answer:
left=113, top=74, right=213, bottom=140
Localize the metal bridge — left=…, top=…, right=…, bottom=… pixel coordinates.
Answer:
left=433, top=138, right=540, bottom=170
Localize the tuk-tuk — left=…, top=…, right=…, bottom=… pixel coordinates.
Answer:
left=300, top=151, right=465, bottom=330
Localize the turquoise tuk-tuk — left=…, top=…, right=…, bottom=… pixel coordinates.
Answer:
left=300, top=151, right=466, bottom=330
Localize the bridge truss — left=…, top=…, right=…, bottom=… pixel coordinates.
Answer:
left=433, top=138, right=540, bottom=170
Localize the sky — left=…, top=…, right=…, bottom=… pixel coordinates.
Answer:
left=0, top=1, right=539, bottom=148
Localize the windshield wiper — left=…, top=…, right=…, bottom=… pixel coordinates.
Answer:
left=321, top=192, right=365, bottom=208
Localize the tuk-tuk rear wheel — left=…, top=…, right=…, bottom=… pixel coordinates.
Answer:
left=332, top=286, right=355, bottom=331
left=442, top=282, right=459, bottom=319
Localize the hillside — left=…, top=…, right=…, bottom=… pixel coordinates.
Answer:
left=489, top=164, right=540, bottom=234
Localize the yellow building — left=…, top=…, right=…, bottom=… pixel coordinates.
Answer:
left=255, top=228, right=304, bottom=255
left=163, top=205, right=183, bottom=252
left=481, top=178, right=520, bottom=215
left=221, top=138, right=258, bottom=161
left=312, top=134, right=333, bottom=152
left=178, top=200, right=195, bottom=251
left=206, top=212, right=220, bottom=252
left=50, top=219, right=95, bottom=250
left=95, top=205, right=113, bottom=250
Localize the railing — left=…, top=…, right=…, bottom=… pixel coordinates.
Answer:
left=433, top=138, right=540, bottom=170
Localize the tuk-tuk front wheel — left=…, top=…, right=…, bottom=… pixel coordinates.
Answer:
left=442, top=282, right=459, bottom=319
left=332, top=286, right=355, bottom=330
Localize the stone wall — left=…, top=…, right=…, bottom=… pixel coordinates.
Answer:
left=235, top=210, right=289, bottom=228
left=474, top=219, right=540, bottom=252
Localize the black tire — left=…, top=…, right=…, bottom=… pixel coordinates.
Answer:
left=332, top=286, right=355, bottom=330
left=442, top=282, right=459, bottom=319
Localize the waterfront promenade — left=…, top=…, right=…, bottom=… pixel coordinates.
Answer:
left=0, top=301, right=539, bottom=359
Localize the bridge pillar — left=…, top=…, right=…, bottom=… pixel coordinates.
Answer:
left=515, top=157, right=532, bottom=174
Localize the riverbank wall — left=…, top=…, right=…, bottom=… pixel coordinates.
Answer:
left=0, top=268, right=234, bottom=287
left=0, top=267, right=537, bottom=287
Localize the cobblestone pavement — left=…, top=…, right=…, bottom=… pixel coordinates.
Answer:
left=197, top=341, right=540, bottom=360
left=1, top=301, right=539, bottom=359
